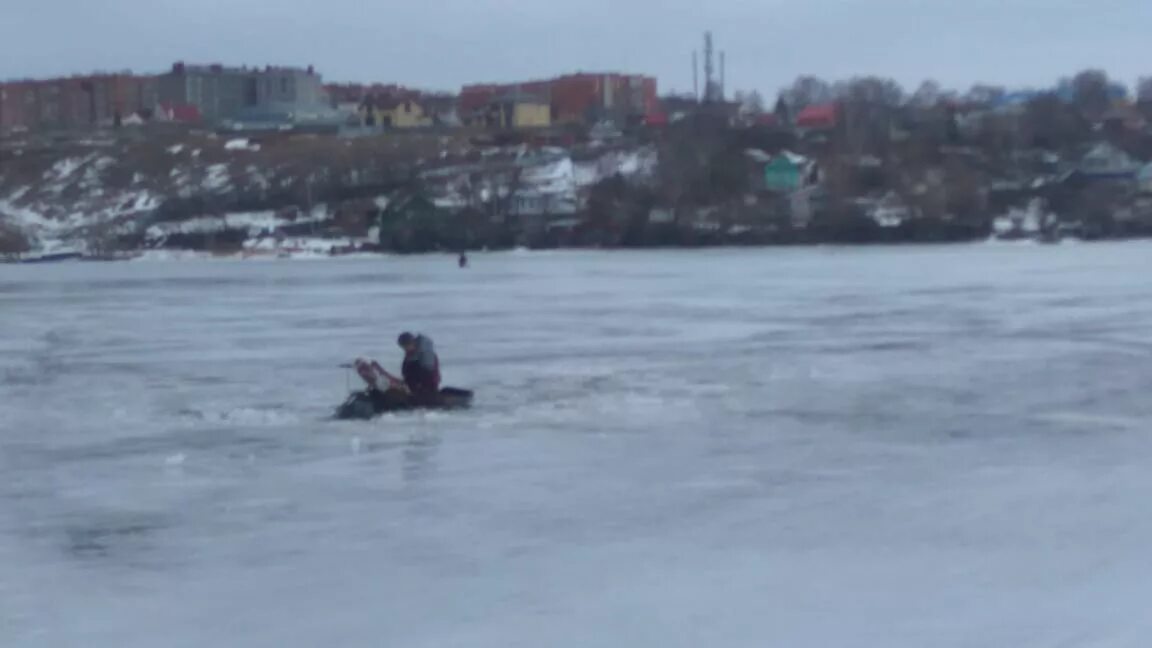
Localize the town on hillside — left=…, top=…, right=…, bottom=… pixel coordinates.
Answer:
left=4, top=34, right=1152, bottom=259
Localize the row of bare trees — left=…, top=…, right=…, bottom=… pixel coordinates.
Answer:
left=731, top=69, right=1148, bottom=121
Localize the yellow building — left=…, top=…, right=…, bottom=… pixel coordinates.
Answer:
left=499, top=95, right=551, bottom=129
left=363, top=98, right=431, bottom=129
left=466, top=93, right=551, bottom=129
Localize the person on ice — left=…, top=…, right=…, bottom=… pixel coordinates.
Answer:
left=397, top=331, right=441, bottom=396
left=354, top=332, right=441, bottom=399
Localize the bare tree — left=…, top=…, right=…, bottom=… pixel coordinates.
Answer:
left=1022, top=93, right=1088, bottom=151
left=0, top=222, right=31, bottom=256
left=910, top=80, right=943, bottom=108
left=836, top=77, right=905, bottom=107
left=782, top=76, right=833, bottom=110
left=1068, top=69, right=1112, bottom=120
left=833, top=77, right=905, bottom=158
left=746, top=90, right=766, bottom=114
left=1138, top=77, right=1152, bottom=102
left=735, top=90, right=766, bottom=115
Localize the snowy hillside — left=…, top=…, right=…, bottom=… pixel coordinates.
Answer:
left=0, top=129, right=451, bottom=256
left=418, top=144, right=658, bottom=214
left=0, top=129, right=658, bottom=257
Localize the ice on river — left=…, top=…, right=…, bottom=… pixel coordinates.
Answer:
left=4, top=244, right=1152, bottom=647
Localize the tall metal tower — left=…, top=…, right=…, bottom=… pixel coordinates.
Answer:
left=703, top=31, right=715, bottom=103
left=692, top=51, right=699, bottom=100
left=719, top=51, right=726, bottom=102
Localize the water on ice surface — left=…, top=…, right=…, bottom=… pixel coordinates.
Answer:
left=4, top=244, right=1152, bottom=646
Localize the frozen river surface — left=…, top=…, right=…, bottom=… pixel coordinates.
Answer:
left=4, top=244, right=1152, bottom=647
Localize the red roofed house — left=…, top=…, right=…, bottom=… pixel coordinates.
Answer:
left=157, top=101, right=202, bottom=123
left=795, top=103, right=837, bottom=130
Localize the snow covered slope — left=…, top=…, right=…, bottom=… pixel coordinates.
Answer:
left=0, top=130, right=450, bottom=254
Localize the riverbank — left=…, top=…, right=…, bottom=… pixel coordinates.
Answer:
left=6, top=113, right=1152, bottom=259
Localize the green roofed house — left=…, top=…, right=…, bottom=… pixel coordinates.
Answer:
left=747, top=149, right=819, bottom=193
left=765, top=154, right=802, bottom=192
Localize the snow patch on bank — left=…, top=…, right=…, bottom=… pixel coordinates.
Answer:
left=203, top=164, right=231, bottom=192
left=224, top=138, right=261, bottom=152
left=145, top=205, right=331, bottom=239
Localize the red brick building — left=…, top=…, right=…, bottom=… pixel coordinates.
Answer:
left=0, top=83, right=29, bottom=131
left=460, top=72, right=658, bottom=125
left=0, top=74, right=156, bottom=132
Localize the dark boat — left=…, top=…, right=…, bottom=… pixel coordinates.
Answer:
left=334, top=387, right=474, bottom=420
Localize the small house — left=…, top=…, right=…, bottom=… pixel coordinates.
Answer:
left=363, top=97, right=431, bottom=129
left=747, top=149, right=820, bottom=193
left=510, top=190, right=579, bottom=217
left=794, top=103, right=837, bottom=130
left=765, top=154, right=803, bottom=192
left=1078, top=142, right=1140, bottom=179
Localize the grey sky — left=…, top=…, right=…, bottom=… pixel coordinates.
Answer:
left=3, top=0, right=1150, bottom=96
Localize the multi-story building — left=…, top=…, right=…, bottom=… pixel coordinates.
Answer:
left=0, top=83, right=29, bottom=131
left=158, top=64, right=248, bottom=123
left=157, top=62, right=325, bottom=124
left=459, top=72, right=658, bottom=126
left=0, top=73, right=156, bottom=131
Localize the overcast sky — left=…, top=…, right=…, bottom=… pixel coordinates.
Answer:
left=3, top=0, right=1150, bottom=96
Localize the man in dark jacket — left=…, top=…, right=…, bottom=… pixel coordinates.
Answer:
left=398, top=331, right=441, bottom=397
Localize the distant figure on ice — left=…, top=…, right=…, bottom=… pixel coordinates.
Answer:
left=458, top=252, right=468, bottom=268
left=354, top=332, right=441, bottom=399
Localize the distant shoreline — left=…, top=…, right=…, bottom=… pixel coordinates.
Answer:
left=9, top=236, right=1147, bottom=266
